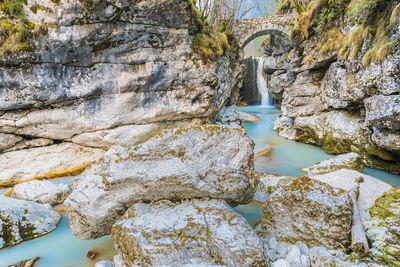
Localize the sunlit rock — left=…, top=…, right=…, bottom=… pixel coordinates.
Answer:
left=65, top=125, right=257, bottom=239
left=262, top=177, right=353, bottom=250
left=309, top=169, right=393, bottom=224
left=112, top=199, right=267, bottom=267
left=0, top=143, right=104, bottom=187
left=300, top=152, right=364, bottom=175
left=0, top=196, right=61, bottom=249
left=12, top=180, right=71, bottom=205
left=366, top=187, right=400, bottom=266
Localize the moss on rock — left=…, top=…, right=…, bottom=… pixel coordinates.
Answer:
left=366, top=187, right=400, bottom=266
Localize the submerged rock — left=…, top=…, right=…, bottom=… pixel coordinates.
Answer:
left=7, top=257, right=40, bottom=267
left=95, top=261, right=115, bottom=267
left=0, top=143, right=104, bottom=187
left=366, top=187, right=400, bottom=266
left=262, top=177, right=353, bottom=250
left=65, top=125, right=257, bottom=239
left=238, top=111, right=261, bottom=123
left=12, top=180, right=71, bottom=205
left=0, top=196, right=61, bottom=249
left=112, top=199, right=267, bottom=267
left=300, top=152, right=364, bottom=175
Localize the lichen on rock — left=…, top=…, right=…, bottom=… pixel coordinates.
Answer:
left=0, top=196, right=61, bottom=249
left=262, top=176, right=353, bottom=250
left=366, top=186, right=400, bottom=266
left=112, top=199, right=267, bottom=267
left=11, top=180, right=71, bottom=205
left=300, top=152, right=365, bottom=175
left=65, top=125, right=258, bottom=240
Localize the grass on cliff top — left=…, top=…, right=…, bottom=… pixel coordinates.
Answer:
left=0, top=0, right=48, bottom=57
left=288, top=0, right=399, bottom=65
left=0, top=0, right=32, bottom=56
left=188, top=0, right=230, bottom=65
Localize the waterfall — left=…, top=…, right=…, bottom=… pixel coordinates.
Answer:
left=256, top=57, right=274, bottom=107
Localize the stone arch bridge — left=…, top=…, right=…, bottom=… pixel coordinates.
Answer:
left=233, top=14, right=296, bottom=48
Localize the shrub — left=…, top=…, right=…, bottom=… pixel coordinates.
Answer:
left=189, top=0, right=230, bottom=64
left=317, top=28, right=344, bottom=55
left=0, top=0, right=48, bottom=56
left=191, top=29, right=230, bottom=64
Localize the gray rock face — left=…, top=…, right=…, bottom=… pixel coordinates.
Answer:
left=309, top=169, right=393, bottom=225
left=0, top=196, right=61, bottom=249
left=272, top=116, right=297, bottom=140
left=277, top=110, right=400, bottom=173
left=0, top=0, right=243, bottom=182
left=12, top=180, right=71, bottom=205
left=215, top=105, right=242, bottom=129
left=265, top=8, right=400, bottom=174
left=262, top=177, right=353, bottom=250
left=366, top=186, right=400, bottom=266
left=281, top=71, right=327, bottom=118
left=371, top=127, right=400, bottom=152
left=365, top=95, right=400, bottom=130
left=112, top=199, right=267, bottom=267
left=321, top=62, right=368, bottom=109
left=65, top=125, right=257, bottom=239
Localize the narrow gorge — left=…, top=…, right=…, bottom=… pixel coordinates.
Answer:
left=0, top=0, right=399, bottom=266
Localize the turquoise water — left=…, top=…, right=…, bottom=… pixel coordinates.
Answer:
left=1, top=105, right=399, bottom=267
left=234, top=105, right=400, bottom=227
left=0, top=216, right=114, bottom=267
left=238, top=106, right=400, bottom=186
left=239, top=106, right=334, bottom=176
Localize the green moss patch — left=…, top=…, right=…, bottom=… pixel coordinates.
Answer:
left=188, top=0, right=230, bottom=65
left=288, top=0, right=399, bottom=65
left=370, top=186, right=400, bottom=221
left=0, top=0, right=47, bottom=57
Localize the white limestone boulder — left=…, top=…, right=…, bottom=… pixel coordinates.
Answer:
left=11, top=180, right=71, bottom=205
left=65, top=125, right=258, bottom=239
left=111, top=199, right=267, bottom=267
left=300, top=152, right=365, bottom=175
left=0, top=196, right=61, bottom=249
left=310, top=169, right=393, bottom=224
left=0, top=143, right=104, bottom=187
left=262, top=176, right=353, bottom=250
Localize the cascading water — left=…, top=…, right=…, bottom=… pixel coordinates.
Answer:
left=256, top=57, right=274, bottom=107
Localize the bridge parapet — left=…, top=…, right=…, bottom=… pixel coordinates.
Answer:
left=233, top=14, right=296, bottom=47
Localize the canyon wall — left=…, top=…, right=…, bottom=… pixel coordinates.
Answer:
left=265, top=1, right=400, bottom=173
left=0, top=0, right=244, bottom=185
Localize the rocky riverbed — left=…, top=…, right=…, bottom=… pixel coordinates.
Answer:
left=0, top=0, right=399, bottom=266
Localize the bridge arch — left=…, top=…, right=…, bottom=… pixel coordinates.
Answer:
left=241, top=29, right=288, bottom=49
left=233, top=14, right=295, bottom=48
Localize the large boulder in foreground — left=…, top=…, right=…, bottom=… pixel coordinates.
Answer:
left=0, top=196, right=61, bottom=249
left=11, top=180, right=71, bottom=205
left=366, top=187, right=400, bottom=266
left=112, top=199, right=267, bottom=267
left=262, top=177, right=353, bottom=250
left=65, top=125, right=257, bottom=239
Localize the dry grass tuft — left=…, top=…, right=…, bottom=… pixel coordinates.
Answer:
left=317, top=28, right=344, bottom=56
